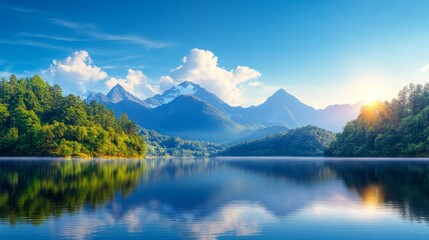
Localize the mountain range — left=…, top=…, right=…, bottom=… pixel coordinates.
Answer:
left=87, top=81, right=362, bottom=142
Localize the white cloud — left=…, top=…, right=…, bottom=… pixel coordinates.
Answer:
left=186, top=202, right=273, bottom=239
left=42, top=50, right=159, bottom=98
left=91, top=32, right=173, bottom=49
left=247, top=81, right=263, bottom=87
left=167, top=48, right=261, bottom=106
left=420, top=63, right=429, bottom=72
left=47, top=18, right=88, bottom=30
left=47, top=18, right=173, bottom=49
left=106, top=69, right=159, bottom=99
left=240, top=81, right=278, bottom=107
left=0, top=71, right=13, bottom=79
left=8, top=6, right=42, bottom=14
left=44, top=50, right=108, bottom=95
left=159, top=75, right=175, bottom=91
left=40, top=49, right=268, bottom=105
left=0, top=39, right=70, bottom=51
left=18, top=32, right=82, bottom=42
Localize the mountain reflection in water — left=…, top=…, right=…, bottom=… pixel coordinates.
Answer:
left=0, top=157, right=429, bottom=240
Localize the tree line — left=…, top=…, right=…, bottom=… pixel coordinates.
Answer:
left=326, top=83, right=429, bottom=157
left=218, top=125, right=335, bottom=156
left=0, top=75, right=146, bottom=157
left=139, top=127, right=224, bottom=157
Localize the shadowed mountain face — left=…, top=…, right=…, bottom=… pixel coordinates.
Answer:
left=151, top=95, right=244, bottom=142
left=87, top=81, right=362, bottom=142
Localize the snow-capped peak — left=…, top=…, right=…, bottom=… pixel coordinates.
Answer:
left=158, top=81, right=198, bottom=104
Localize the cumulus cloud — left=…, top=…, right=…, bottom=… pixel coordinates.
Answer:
left=42, top=50, right=160, bottom=98
left=41, top=49, right=267, bottom=105
left=159, top=75, right=175, bottom=91
left=106, top=69, right=159, bottom=99
left=44, top=50, right=107, bottom=95
left=167, top=48, right=261, bottom=106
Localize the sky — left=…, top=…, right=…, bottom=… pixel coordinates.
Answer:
left=2, top=0, right=429, bottom=108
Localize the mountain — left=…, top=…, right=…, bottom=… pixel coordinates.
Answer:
left=151, top=95, right=244, bottom=142
left=86, top=92, right=111, bottom=103
left=104, top=99, right=157, bottom=129
left=88, top=81, right=362, bottom=142
left=229, top=125, right=289, bottom=144
left=107, top=84, right=150, bottom=107
left=218, top=125, right=335, bottom=156
left=316, top=102, right=363, bottom=132
left=145, top=81, right=236, bottom=114
left=145, top=81, right=197, bottom=107
left=87, top=84, right=152, bottom=108
left=232, top=89, right=316, bottom=128
left=87, top=83, right=247, bottom=142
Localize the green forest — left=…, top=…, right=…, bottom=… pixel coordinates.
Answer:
left=218, top=125, right=335, bottom=156
left=139, top=127, right=225, bottom=157
left=326, top=83, right=429, bottom=157
left=0, top=75, right=146, bottom=157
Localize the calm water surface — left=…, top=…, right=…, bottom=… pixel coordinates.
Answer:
left=1, top=157, right=429, bottom=239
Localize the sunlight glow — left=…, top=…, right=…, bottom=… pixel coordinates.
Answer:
left=354, top=75, right=387, bottom=102
left=307, top=201, right=396, bottom=220
left=361, top=185, right=385, bottom=207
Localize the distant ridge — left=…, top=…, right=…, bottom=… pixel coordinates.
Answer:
left=87, top=84, right=151, bottom=108
left=87, top=80, right=363, bottom=142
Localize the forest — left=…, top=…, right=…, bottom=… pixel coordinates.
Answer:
left=0, top=75, right=146, bottom=157
left=326, top=83, right=429, bottom=157
left=139, top=127, right=225, bottom=157
left=218, top=125, right=335, bottom=156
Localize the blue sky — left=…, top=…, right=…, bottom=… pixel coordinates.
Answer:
left=1, top=0, right=429, bottom=108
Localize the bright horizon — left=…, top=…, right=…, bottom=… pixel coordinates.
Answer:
left=1, top=0, right=429, bottom=108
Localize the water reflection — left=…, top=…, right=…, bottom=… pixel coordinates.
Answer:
left=330, top=160, right=429, bottom=222
left=1, top=158, right=429, bottom=239
left=0, top=159, right=146, bottom=225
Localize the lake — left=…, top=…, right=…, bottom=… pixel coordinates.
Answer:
left=1, top=157, right=429, bottom=239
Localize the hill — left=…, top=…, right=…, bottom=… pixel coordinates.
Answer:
left=139, top=127, right=225, bottom=157
left=218, top=125, right=335, bottom=156
left=326, top=83, right=429, bottom=157
left=0, top=75, right=146, bottom=157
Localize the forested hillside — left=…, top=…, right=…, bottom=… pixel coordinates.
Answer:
left=326, top=83, right=429, bottom=157
left=218, top=126, right=335, bottom=156
left=139, top=127, right=225, bottom=157
left=0, top=75, right=146, bottom=157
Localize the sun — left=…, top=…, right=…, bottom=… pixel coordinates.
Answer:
left=353, top=75, right=387, bottom=103
left=362, top=91, right=379, bottom=103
